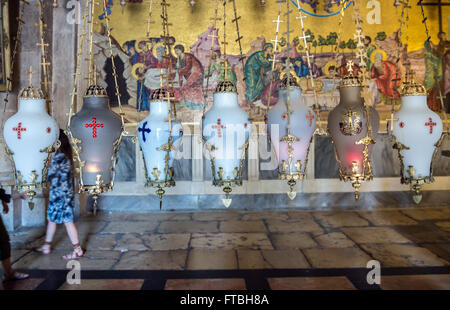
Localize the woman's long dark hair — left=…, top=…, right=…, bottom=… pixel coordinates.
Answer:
left=58, top=129, right=73, bottom=166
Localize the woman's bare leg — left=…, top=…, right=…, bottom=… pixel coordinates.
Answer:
left=62, top=222, right=83, bottom=260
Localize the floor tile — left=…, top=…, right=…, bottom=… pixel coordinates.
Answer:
left=380, top=274, right=450, bottom=290
left=158, top=221, right=219, bottom=234
left=219, top=220, right=267, bottom=233
left=102, top=221, right=159, bottom=234
left=313, top=212, right=369, bottom=228
left=83, top=234, right=118, bottom=251
left=357, top=211, right=418, bottom=226
left=193, top=211, right=242, bottom=221
left=271, top=232, right=317, bottom=249
left=303, top=247, right=372, bottom=268
left=141, top=233, right=191, bottom=251
left=401, top=209, right=450, bottom=221
left=268, top=276, right=356, bottom=290
left=237, top=250, right=310, bottom=269
left=420, top=243, right=450, bottom=263
left=0, top=278, right=45, bottom=290
left=165, top=278, right=246, bottom=290
left=266, top=217, right=323, bottom=234
left=114, top=250, right=187, bottom=270
left=361, top=244, right=448, bottom=267
left=341, top=227, right=412, bottom=244
left=241, top=211, right=290, bottom=221
left=186, top=249, right=237, bottom=270
left=114, top=234, right=149, bottom=251
left=190, top=233, right=273, bottom=250
left=314, top=232, right=356, bottom=248
left=59, top=279, right=144, bottom=290
left=394, top=225, right=450, bottom=243
left=434, top=221, right=450, bottom=232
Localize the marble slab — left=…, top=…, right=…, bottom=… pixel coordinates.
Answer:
left=115, top=136, right=136, bottom=182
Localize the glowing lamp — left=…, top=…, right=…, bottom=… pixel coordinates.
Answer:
left=68, top=84, right=123, bottom=207
left=328, top=67, right=379, bottom=200
left=267, top=74, right=316, bottom=199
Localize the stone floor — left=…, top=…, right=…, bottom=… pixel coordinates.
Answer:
left=1, top=206, right=450, bottom=290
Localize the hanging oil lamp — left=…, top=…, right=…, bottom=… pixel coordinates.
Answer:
left=203, top=0, right=251, bottom=208
left=389, top=0, right=445, bottom=204
left=138, top=0, right=183, bottom=209
left=3, top=67, right=59, bottom=209
left=267, top=1, right=320, bottom=200
left=328, top=62, right=380, bottom=200
left=391, top=71, right=444, bottom=203
left=67, top=0, right=124, bottom=213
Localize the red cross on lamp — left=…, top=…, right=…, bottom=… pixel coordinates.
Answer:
left=3, top=66, right=59, bottom=208
left=391, top=71, right=444, bottom=203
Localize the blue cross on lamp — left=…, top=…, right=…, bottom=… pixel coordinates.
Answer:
left=138, top=121, right=151, bottom=142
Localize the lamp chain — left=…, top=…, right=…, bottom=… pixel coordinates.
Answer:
left=418, top=0, right=448, bottom=133
left=203, top=0, right=220, bottom=116
left=36, top=0, right=51, bottom=104
left=266, top=1, right=283, bottom=112
left=1, top=0, right=29, bottom=130
left=294, top=0, right=325, bottom=135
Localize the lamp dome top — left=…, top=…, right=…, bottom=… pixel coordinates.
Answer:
left=19, top=66, right=45, bottom=100
left=400, top=71, right=426, bottom=96
left=338, top=60, right=363, bottom=88
left=151, top=88, right=175, bottom=101
left=215, top=80, right=237, bottom=93
left=84, top=84, right=108, bottom=97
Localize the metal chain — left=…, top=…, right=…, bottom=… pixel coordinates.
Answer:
left=1, top=0, right=29, bottom=129
left=102, top=0, right=125, bottom=124
left=67, top=0, right=90, bottom=129
left=36, top=0, right=51, bottom=102
left=265, top=1, right=283, bottom=111
left=418, top=0, right=448, bottom=133
left=294, top=0, right=325, bottom=135
left=229, top=0, right=245, bottom=82
left=203, top=0, right=220, bottom=115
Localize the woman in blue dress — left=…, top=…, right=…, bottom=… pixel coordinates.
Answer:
left=34, top=130, right=84, bottom=259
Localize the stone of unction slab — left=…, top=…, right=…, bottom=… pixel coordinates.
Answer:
left=357, top=210, right=418, bottom=226
left=186, top=249, right=237, bottom=270
left=303, top=247, right=372, bottom=268
left=361, top=244, right=448, bottom=267
left=341, top=227, right=412, bottom=244
left=219, top=220, right=267, bottom=233
left=157, top=221, right=219, bottom=234
left=114, top=250, right=187, bottom=270
left=190, top=233, right=273, bottom=250
left=271, top=232, right=317, bottom=249
left=313, top=211, right=369, bottom=228
left=314, top=232, right=356, bottom=248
